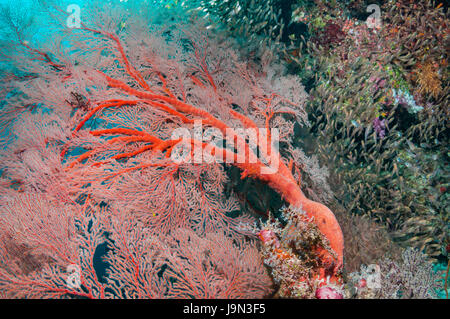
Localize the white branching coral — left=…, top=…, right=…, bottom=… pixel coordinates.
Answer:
left=348, top=248, right=443, bottom=299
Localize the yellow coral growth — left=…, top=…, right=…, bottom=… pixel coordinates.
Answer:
left=416, top=61, right=442, bottom=98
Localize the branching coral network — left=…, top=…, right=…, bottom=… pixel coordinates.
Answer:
left=73, top=14, right=344, bottom=281
left=0, top=2, right=344, bottom=298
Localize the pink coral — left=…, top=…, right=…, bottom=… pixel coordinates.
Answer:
left=0, top=2, right=343, bottom=298
left=315, top=286, right=344, bottom=299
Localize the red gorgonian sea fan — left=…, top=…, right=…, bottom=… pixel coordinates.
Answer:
left=0, top=2, right=343, bottom=298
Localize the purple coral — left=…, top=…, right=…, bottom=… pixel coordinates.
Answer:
left=373, top=118, right=386, bottom=139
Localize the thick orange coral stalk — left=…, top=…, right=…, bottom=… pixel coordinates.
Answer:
left=248, top=152, right=344, bottom=277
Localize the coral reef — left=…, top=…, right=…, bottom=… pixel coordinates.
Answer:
left=259, top=205, right=343, bottom=298
left=288, top=0, right=449, bottom=261
left=0, top=0, right=447, bottom=300
left=189, top=0, right=449, bottom=299
left=348, top=248, right=443, bottom=299
left=0, top=193, right=273, bottom=298
left=0, top=1, right=343, bottom=298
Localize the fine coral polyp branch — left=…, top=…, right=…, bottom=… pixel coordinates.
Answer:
left=80, top=24, right=152, bottom=92
left=73, top=100, right=139, bottom=134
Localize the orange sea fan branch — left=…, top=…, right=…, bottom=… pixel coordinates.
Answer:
left=80, top=24, right=152, bottom=92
